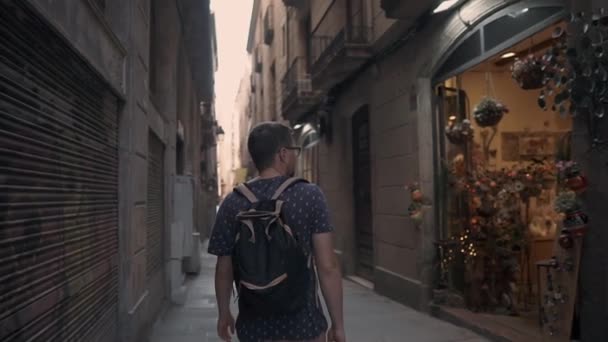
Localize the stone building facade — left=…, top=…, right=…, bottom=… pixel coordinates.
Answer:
left=241, top=0, right=608, bottom=340
left=0, top=0, right=217, bottom=341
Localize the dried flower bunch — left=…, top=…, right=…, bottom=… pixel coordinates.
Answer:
left=405, top=182, right=431, bottom=224
left=473, top=97, right=509, bottom=127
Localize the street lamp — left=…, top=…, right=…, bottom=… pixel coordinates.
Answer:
left=215, top=125, right=225, bottom=143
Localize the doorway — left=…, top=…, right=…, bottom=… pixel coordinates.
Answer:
left=352, top=106, right=374, bottom=280
left=433, top=13, right=570, bottom=340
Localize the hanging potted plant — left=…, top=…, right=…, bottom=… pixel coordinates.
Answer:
left=445, top=117, right=474, bottom=145
left=554, top=191, right=588, bottom=236
left=511, top=55, right=545, bottom=90
left=473, top=97, right=509, bottom=127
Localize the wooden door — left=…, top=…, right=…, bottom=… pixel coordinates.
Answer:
left=352, top=107, right=374, bottom=280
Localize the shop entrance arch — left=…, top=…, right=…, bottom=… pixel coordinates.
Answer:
left=429, top=1, right=577, bottom=340
left=433, top=0, right=566, bottom=82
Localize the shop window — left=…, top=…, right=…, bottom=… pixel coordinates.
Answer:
left=434, top=20, right=574, bottom=338
left=436, top=5, right=564, bottom=81
left=483, top=7, right=562, bottom=52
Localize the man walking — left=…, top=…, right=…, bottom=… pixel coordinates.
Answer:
left=208, top=122, right=345, bottom=342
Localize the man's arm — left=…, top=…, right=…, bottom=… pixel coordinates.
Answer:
left=313, top=232, right=344, bottom=333
left=215, top=256, right=235, bottom=341
left=215, top=256, right=234, bottom=317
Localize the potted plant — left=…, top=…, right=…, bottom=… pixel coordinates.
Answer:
left=473, top=97, right=509, bottom=127
left=445, top=117, right=474, bottom=145
left=554, top=191, right=588, bottom=236
left=511, top=55, right=545, bottom=90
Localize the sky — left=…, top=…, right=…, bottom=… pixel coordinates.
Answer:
left=211, top=0, right=253, bottom=120
left=211, top=0, right=254, bottom=190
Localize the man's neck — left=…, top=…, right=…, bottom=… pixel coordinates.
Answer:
left=258, top=168, right=284, bottom=179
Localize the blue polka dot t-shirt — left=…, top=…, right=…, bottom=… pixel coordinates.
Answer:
left=208, top=176, right=333, bottom=342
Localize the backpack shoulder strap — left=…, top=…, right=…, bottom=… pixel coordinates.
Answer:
left=271, top=177, right=308, bottom=200
left=235, top=183, right=259, bottom=204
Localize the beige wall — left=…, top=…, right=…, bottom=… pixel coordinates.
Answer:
left=371, top=0, right=396, bottom=41
left=316, top=0, right=534, bottom=310
left=461, top=70, right=571, bottom=166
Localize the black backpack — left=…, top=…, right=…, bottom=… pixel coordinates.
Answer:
left=232, top=177, right=314, bottom=317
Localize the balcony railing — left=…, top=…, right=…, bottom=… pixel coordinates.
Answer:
left=311, top=26, right=372, bottom=72
left=282, top=57, right=309, bottom=100
left=281, top=57, right=320, bottom=121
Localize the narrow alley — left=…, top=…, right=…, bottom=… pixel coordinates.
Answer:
left=148, top=242, right=487, bottom=342
left=2, top=0, right=608, bottom=341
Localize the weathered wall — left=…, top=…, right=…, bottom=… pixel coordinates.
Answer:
left=28, top=0, right=127, bottom=93
left=321, top=0, right=545, bottom=311
left=311, top=0, right=346, bottom=38
left=28, top=0, right=213, bottom=340
left=318, top=109, right=356, bottom=274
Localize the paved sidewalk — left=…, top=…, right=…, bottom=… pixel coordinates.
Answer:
left=148, top=247, right=487, bottom=342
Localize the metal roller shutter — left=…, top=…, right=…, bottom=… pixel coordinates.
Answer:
left=147, top=132, right=164, bottom=280
left=0, top=1, right=119, bottom=341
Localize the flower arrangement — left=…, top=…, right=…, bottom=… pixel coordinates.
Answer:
left=556, top=161, right=587, bottom=192
left=556, top=161, right=580, bottom=178
left=445, top=117, right=474, bottom=145
left=554, top=164, right=589, bottom=237
left=405, top=182, right=431, bottom=224
left=554, top=191, right=581, bottom=214
left=511, top=55, right=545, bottom=90
left=473, top=97, right=509, bottom=127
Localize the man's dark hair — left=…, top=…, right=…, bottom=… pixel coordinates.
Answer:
left=248, top=122, right=294, bottom=171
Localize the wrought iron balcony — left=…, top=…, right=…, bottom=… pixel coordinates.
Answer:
left=311, top=26, right=372, bottom=91
left=281, top=57, right=321, bottom=123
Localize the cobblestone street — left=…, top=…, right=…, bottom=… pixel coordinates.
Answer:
left=148, top=243, right=487, bottom=342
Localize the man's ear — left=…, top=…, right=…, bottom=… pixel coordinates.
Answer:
left=277, top=147, right=287, bottom=163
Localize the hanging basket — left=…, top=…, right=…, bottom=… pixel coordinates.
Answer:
left=445, top=118, right=474, bottom=145
left=473, top=97, right=509, bottom=127
left=511, top=56, right=545, bottom=90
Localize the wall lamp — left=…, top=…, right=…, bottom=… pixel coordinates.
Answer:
left=433, top=0, right=467, bottom=14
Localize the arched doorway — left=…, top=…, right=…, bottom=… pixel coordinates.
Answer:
left=352, top=105, right=374, bottom=281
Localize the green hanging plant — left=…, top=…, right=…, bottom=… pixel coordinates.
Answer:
left=473, top=97, right=509, bottom=127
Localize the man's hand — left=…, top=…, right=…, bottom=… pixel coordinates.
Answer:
left=217, top=312, right=235, bottom=341
left=313, top=232, right=344, bottom=342
left=327, top=325, right=346, bottom=342
left=215, top=256, right=235, bottom=341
